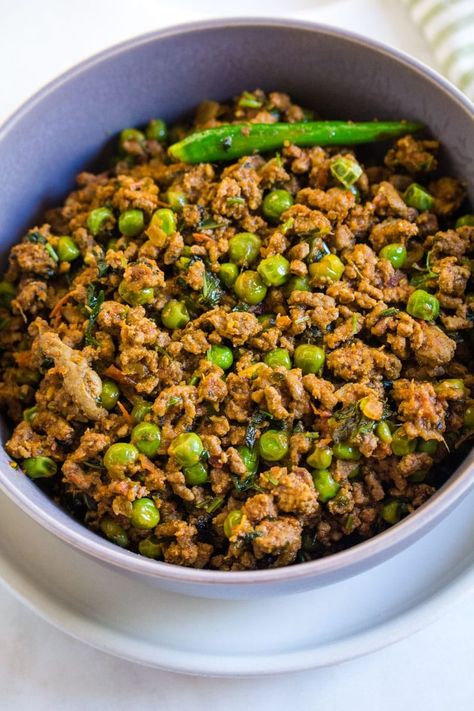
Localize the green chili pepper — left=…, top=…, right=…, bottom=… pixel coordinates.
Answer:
left=329, top=156, right=362, bottom=189
left=404, top=183, right=434, bottom=211
left=168, top=121, right=423, bottom=163
left=23, top=456, right=57, bottom=479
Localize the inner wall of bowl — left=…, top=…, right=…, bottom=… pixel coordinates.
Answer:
left=1, top=23, right=473, bottom=254
left=0, top=22, right=473, bottom=581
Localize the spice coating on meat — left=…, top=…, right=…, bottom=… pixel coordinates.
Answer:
left=1, top=89, right=472, bottom=571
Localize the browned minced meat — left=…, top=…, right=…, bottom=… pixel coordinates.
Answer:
left=1, top=89, right=472, bottom=571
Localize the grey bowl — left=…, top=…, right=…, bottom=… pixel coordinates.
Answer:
left=0, top=18, right=473, bottom=599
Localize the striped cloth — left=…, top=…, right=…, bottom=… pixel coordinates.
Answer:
left=402, top=0, right=474, bottom=100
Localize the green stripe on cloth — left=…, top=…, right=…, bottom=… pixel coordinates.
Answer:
left=402, top=0, right=474, bottom=98
left=406, top=0, right=422, bottom=10
left=459, top=66, right=474, bottom=91
left=419, top=1, right=449, bottom=28
left=444, top=42, right=474, bottom=73
left=432, top=11, right=474, bottom=48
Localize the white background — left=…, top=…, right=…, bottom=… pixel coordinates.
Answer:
left=0, top=1, right=473, bottom=709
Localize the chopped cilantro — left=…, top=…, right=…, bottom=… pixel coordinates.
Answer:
left=84, top=284, right=105, bottom=346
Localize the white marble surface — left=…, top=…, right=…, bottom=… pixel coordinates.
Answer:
left=0, top=1, right=473, bottom=709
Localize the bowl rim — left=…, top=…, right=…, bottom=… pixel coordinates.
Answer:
left=0, top=16, right=473, bottom=589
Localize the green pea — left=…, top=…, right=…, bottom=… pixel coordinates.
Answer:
left=149, top=208, right=177, bottom=240
left=379, top=243, right=407, bottom=269
left=333, top=442, right=360, bottom=461
left=118, top=280, right=154, bottom=306
left=404, top=183, right=434, bottom=211
left=358, top=396, right=382, bottom=420
left=228, top=232, right=262, bottom=266
left=381, top=500, right=401, bottom=525
left=100, top=380, right=120, bottom=411
left=207, top=344, right=234, bottom=370
left=219, top=262, right=239, bottom=287
left=0, top=281, right=16, bottom=309
left=312, top=469, right=340, bottom=502
left=130, top=498, right=160, bottom=529
left=103, top=443, right=139, bottom=471
left=23, top=405, right=38, bottom=423
left=259, top=429, right=289, bottom=462
left=307, top=445, right=333, bottom=470
left=87, top=207, right=114, bottom=236
left=294, top=344, right=325, bottom=374
left=434, top=378, right=465, bottom=396
left=223, top=509, right=243, bottom=538
left=262, top=190, right=294, bottom=222
left=257, top=255, right=290, bottom=286
left=456, top=214, right=474, bottom=228
left=463, top=404, right=474, bottom=428
left=233, top=270, right=268, bottom=305
left=237, top=446, right=259, bottom=475
left=132, top=399, right=152, bottom=423
left=23, top=456, right=57, bottom=479
left=406, top=289, right=440, bottom=321
left=183, top=461, right=209, bottom=485
left=131, top=422, right=161, bottom=458
left=57, top=236, right=81, bottom=262
left=138, top=536, right=163, bottom=559
left=118, top=209, right=145, bottom=237
left=376, top=421, right=393, bottom=444
left=119, top=128, right=145, bottom=151
left=146, top=118, right=168, bottom=143
left=165, top=187, right=187, bottom=211
left=409, top=470, right=427, bottom=483
left=264, top=348, right=292, bottom=370
left=161, top=299, right=190, bottom=329
left=309, top=254, right=345, bottom=284
left=391, top=430, right=417, bottom=456
left=418, top=439, right=438, bottom=455
left=283, top=275, right=310, bottom=296
left=100, top=518, right=129, bottom=547
left=169, top=432, right=204, bottom=467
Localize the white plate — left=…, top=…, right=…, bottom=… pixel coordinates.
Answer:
left=0, top=486, right=473, bottom=676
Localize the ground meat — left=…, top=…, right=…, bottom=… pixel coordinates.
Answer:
left=289, top=291, right=339, bottom=331
left=384, top=135, right=439, bottom=174
left=327, top=341, right=402, bottom=382
left=252, top=517, right=302, bottom=566
left=205, top=309, right=261, bottom=345
left=372, top=181, right=409, bottom=219
left=38, top=332, right=106, bottom=420
left=242, top=493, right=277, bottom=524
left=1, top=88, right=471, bottom=573
left=392, top=379, right=446, bottom=441
left=370, top=218, right=418, bottom=251
left=435, top=257, right=470, bottom=297
left=262, top=466, right=319, bottom=517
left=414, top=322, right=456, bottom=371
left=429, top=177, right=465, bottom=216
left=8, top=242, right=57, bottom=278
left=297, top=186, right=355, bottom=221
